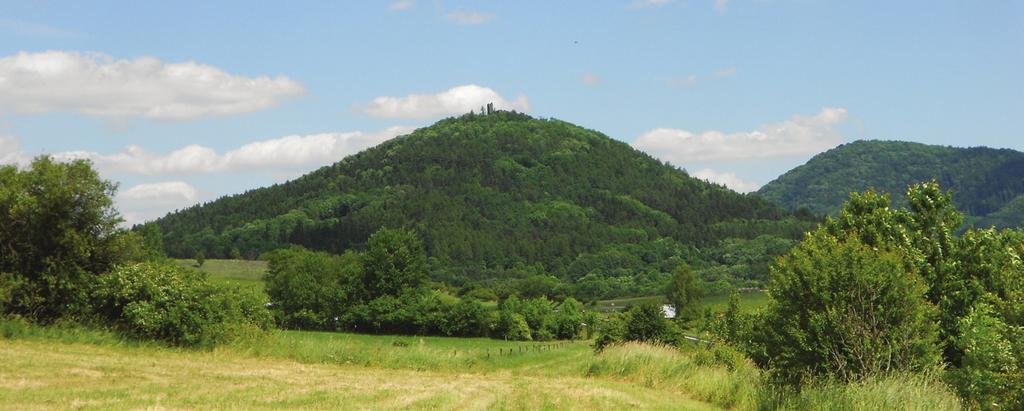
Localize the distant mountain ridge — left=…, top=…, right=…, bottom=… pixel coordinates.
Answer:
left=757, top=140, right=1024, bottom=227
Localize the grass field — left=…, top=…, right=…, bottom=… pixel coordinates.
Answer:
left=174, top=259, right=268, bottom=291
left=0, top=319, right=963, bottom=410
left=0, top=320, right=719, bottom=410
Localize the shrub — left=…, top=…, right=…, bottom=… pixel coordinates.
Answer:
left=948, top=303, right=1022, bottom=410
left=755, top=230, right=941, bottom=384
left=0, top=157, right=125, bottom=321
left=91, top=262, right=271, bottom=347
left=263, top=247, right=360, bottom=329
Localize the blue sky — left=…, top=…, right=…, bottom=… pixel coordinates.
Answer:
left=1, top=0, right=1021, bottom=224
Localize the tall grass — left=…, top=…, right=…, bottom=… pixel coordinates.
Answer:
left=586, top=342, right=963, bottom=411
left=585, top=342, right=760, bottom=409
left=761, top=374, right=963, bottom=411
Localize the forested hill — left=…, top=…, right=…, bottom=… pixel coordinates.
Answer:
left=757, top=140, right=1024, bottom=227
left=152, top=111, right=810, bottom=294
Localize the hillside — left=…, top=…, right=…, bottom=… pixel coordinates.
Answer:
left=151, top=111, right=810, bottom=296
left=757, top=140, right=1024, bottom=227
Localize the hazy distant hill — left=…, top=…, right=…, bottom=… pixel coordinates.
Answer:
left=757, top=140, right=1024, bottom=227
left=151, top=111, right=810, bottom=293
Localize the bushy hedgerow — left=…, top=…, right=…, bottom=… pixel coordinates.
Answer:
left=91, top=262, right=272, bottom=347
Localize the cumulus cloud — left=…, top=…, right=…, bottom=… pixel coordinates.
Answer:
left=633, top=107, right=849, bottom=164
left=389, top=0, right=415, bottom=11
left=446, top=10, right=495, bottom=25
left=580, top=72, right=602, bottom=86
left=360, top=85, right=530, bottom=119
left=692, top=168, right=760, bottom=192
left=50, top=126, right=416, bottom=176
left=0, top=51, right=304, bottom=120
left=116, top=181, right=201, bottom=225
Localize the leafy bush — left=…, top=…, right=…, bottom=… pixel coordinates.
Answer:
left=948, top=303, right=1022, bottom=410
left=0, top=157, right=126, bottom=320
left=264, top=247, right=360, bottom=329
left=755, top=230, right=941, bottom=383
left=91, top=262, right=272, bottom=347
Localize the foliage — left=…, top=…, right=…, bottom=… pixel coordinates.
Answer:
left=666, top=264, right=703, bottom=324
left=755, top=230, right=941, bottom=383
left=947, top=303, right=1022, bottom=410
left=263, top=247, right=360, bottom=329
left=553, top=297, right=584, bottom=340
left=756, top=181, right=1024, bottom=409
left=90, top=262, right=272, bottom=346
left=194, top=250, right=205, bottom=267
left=361, top=228, right=427, bottom=298
left=758, top=139, right=1024, bottom=227
left=0, top=157, right=125, bottom=321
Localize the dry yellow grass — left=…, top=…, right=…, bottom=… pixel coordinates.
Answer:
left=0, top=339, right=720, bottom=410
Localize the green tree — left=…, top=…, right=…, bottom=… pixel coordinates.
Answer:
left=195, top=251, right=206, bottom=268
left=0, top=157, right=124, bottom=320
left=723, top=289, right=742, bottom=343
left=140, top=224, right=166, bottom=261
left=666, top=264, right=703, bottom=325
left=553, top=297, right=584, bottom=340
left=263, top=247, right=360, bottom=329
left=362, top=228, right=428, bottom=298
left=756, top=230, right=941, bottom=383
left=624, top=303, right=675, bottom=344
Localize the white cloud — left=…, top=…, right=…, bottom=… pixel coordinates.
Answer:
left=692, top=168, right=760, bottom=192
left=631, top=0, right=671, bottom=9
left=714, top=0, right=728, bottom=13
left=580, top=72, right=602, bottom=86
left=116, top=181, right=201, bottom=225
left=360, top=84, right=530, bottom=119
left=633, top=107, right=849, bottom=164
left=3, top=125, right=414, bottom=177
left=389, top=0, right=415, bottom=11
left=51, top=126, right=416, bottom=176
left=0, top=51, right=304, bottom=120
left=446, top=10, right=495, bottom=25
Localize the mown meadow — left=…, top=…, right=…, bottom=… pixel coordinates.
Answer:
left=0, top=318, right=962, bottom=410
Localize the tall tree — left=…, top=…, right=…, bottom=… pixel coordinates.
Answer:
left=361, top=228, right=428, bottom=298
left=0, top=157, right=124, bottom=320
left=665, top=264, right=703, bottom=325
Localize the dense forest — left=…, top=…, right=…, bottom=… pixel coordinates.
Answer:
left=757, top=140, right=1024, bottom=228
left=149, top=111, right=815, bottom=299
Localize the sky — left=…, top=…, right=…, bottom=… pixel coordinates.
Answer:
left=1, top=0, right=1022, bottom=225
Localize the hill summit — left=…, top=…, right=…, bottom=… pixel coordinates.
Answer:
left=153, top=111, right=806, bottom=296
